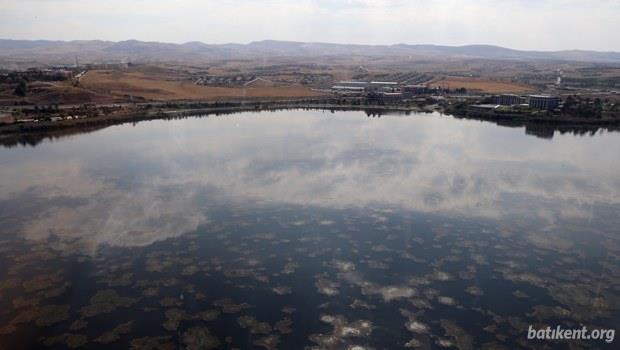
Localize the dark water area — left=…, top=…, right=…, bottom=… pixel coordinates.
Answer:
left=0, top=110, right=618, bottom=349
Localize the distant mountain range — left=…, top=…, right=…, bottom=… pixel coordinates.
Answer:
left=1, top=39, right=620, bottom=65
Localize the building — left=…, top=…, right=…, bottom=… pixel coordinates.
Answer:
left=367, top=81, right=398, bottom=92
left=403, top=84, right=434, bottom=96
left=469, top=104, right=500, bottom=114
left=332, top=81, right=400, bottom=94
left=369, top=81, right=398, bottom=87
left=528, top=95, right=560, bottom=110
left=377, top=92, right=404, bottom=101
left=331, top=85, right=366, bottom=94
left=495, top=94, right=524, bottom=106
left=334, top=81, right=369, bottom=88
left=331, top=81, right=368, bottom=93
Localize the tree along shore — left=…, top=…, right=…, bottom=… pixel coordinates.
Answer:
left=2, top=98, right=620, bottom=140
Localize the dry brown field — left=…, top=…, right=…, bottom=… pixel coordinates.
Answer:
left=0, top=81, right=119, bottom=106
left=430, top=76, right=535, bottom=93
left=80, top=70, right=327, bottom=101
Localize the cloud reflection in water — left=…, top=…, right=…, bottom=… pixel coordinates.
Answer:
left=0, top=110, right=619, bottom=250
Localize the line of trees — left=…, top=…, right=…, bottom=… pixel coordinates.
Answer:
left=13, top=79, right=28, bottom=97
left=0, top=71, right=69, bottom=84
left=562, top=96, right=603, bottom=119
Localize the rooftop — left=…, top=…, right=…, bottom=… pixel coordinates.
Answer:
left=472, top=104, right=500, bottom=109
left=529, top=95, right=559, bottom=98
left=336, top=81, right=368, bottom=85
left=332, top=85, right=365, bottom=90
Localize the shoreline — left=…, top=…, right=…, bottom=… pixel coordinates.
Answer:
left=0, top=100, right=430, bottom=136
left=446, top=107, right=620, bottom=127
left=2, top=99, right=620, bottom=146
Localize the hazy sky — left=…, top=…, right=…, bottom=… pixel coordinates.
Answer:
left=1, top=0, right=618, bottom=51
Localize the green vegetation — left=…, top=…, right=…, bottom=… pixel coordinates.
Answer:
left=13, top=79, right=28, bottom=97
left=562, top=95, right=603, bottom=118
left=1, top=70, right=70, bottom=84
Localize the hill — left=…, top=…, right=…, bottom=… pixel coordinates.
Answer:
left=1, top=39, right=620, bottom=66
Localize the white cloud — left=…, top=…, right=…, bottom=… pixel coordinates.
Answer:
left=0, top=1, right=618, bottom=52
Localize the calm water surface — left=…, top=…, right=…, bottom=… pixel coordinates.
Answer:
left=0, top=110, right=619, bottom=349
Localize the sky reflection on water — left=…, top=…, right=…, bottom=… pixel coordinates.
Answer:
left=0, top=110, right=618, bottom=349
left=1, top=110, right=618, bottom=249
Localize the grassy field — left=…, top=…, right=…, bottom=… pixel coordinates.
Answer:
left=80, top=70, right=327, bottom=101
left=430, top=76, right=535, bottom=93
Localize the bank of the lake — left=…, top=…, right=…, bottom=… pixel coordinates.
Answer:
left=2, top=99, right=620, bottom=146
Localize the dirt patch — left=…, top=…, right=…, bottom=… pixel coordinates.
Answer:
left=430, top=76, right=535, bottom=93
left=0, top=81, right=120, bottom=106
left=81, top=70, right=326, bottom=101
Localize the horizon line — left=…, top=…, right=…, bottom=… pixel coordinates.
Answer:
left=1, top=38, right=618, bottom=54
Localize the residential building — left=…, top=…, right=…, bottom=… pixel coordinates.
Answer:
left=403, top=84, right=433, bottom=96
left=528, top=95, right=560, bottom=110
left=496, top=94, right=524, bottom=105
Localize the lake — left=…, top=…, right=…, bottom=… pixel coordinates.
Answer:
left=0, top=110, right=618, bottom=349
